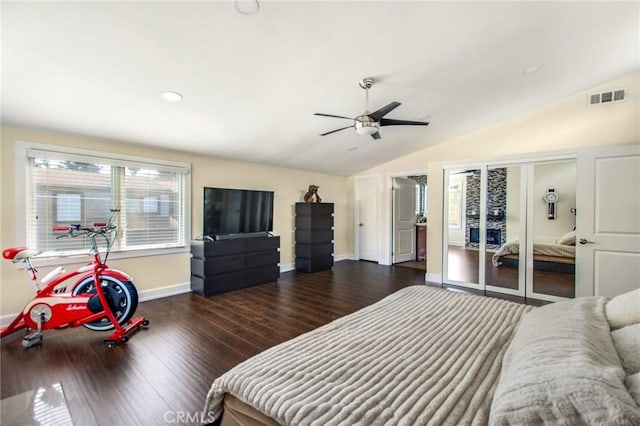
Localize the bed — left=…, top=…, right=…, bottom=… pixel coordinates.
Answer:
left=491, top=231, right=576, bottom=273
left=203, top=286, right=640, bottom=425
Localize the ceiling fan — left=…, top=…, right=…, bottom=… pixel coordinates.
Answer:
left=314, top=77, right=429, bottom=140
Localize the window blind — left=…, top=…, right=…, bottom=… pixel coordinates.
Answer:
left=27, top=148, right=188, bottom=257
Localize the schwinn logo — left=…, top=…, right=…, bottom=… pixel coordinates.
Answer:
left=66, top=304, right=86, bottom=311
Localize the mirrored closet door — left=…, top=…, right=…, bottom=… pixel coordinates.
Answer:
left=484, top=165, right=525, bottom=297
left=526, top=161, right=576, bottom=301
left=444, top=167, right=484, bottom=290
left=443, top=159, right=577, bottom=302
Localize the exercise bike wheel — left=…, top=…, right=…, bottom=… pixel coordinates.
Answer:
left=72, top=275, right=139, bottom=331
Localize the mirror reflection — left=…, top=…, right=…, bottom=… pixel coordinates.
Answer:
left=530, top=161, right=576, bottom=298
left=446, top=168, right=480, bottom=284
left=486, top=166, right=520, bottom=292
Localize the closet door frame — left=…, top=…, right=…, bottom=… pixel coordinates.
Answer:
left=442, top=165, right=486, bottom=291
left=484, top=164, right=527, bottom=298
left=443, top=154, right=576, bottom=298
left=524, top=160, right=578, bottom=303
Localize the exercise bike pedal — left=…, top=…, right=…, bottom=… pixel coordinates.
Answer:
left=22, top=332, right=43, bottom=348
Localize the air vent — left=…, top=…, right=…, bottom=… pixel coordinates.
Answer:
left=589, top=89, right=626, bottom=105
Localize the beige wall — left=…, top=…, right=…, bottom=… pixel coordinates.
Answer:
left=531, top=161, right=577, bottom=240
left=504, top=161, right=577, bottom=243
left=2, top=73, right=637, bottom=314
left=356, top=72, right=640, bottom=280
left=1, top=126, right=352, bottom=315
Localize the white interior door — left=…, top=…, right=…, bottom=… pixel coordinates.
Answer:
left=356, top=176, right=380, bottom=262
left=576, top=144, right=640, bottom=298
left=393, top=177, right=416, bottom=263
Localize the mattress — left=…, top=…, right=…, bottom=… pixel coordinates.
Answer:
left=204, top=286, right=533, bottom=425
left=492, top=240, right=575, bottom=267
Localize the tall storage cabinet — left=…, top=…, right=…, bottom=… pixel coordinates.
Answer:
left=295, top=203, right=334, bottom=272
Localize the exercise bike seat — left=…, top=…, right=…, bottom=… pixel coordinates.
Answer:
left=2, top=247, right=41, bottom=261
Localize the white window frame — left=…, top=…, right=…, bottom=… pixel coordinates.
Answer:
left=15, top=141, right=191, bottom=266
left=447, top=178, right=465, bottom=230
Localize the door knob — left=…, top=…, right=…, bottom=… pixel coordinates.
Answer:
left=579, top=238, right=595, bottom=245
left=359, top=223, right=364, bottom=227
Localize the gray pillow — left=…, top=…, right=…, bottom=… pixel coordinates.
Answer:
left=611, top=323, right=640, bottom=375
left=625, top=372, right=640, bottom=407
left=490, top=296, right=640, bottom=425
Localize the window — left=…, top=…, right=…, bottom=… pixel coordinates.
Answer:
left=56, top=193, right=82, bottom=221
left=25, top=145, right=190, bottom=257
left=415, top=184, right=427, bottom=216
left=448, top=181, right=462, bottom=229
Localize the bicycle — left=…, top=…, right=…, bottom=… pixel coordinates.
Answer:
left=1, top=209, right=148, bottom=348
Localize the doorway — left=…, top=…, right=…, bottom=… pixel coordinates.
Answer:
left=392, top=174, right=427, bottom=271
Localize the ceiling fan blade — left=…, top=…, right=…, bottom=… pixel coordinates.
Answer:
left=314, top=113, right=354, bottom=120
left=379, top=118, right=430, bottom=127
left=367, top=102, right=401, bottom=121
left=320, top=125, right=355, bottom=136
left=371, top=131, right=381, bottom=140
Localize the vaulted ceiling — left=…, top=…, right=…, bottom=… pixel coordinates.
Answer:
left=2, top=1, right=638, bottom=175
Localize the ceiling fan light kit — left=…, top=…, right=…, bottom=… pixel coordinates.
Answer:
left=314, top=77, right=429, bottom=140
left=355, top=115, right=379, bottom=136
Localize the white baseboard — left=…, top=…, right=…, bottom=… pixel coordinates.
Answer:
left=425, top=272, right=442, bottom=284
left=0, top=313, right=19, bottom=328
left=138, top=281, right=192, bottom=302
left=334, top=253, right=355, bottom=262
left=280, top=262, right=295, bottom=273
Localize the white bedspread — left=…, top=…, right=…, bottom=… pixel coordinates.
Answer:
left=204, top=286, right=533, bottom=425
left=492, top=240, right=575, bottom=266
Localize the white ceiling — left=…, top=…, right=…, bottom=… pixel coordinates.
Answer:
left=2, top=1, right=639, bottom=176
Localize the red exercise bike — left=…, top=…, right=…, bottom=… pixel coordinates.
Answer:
left=1, top=209, right=148, bottom=348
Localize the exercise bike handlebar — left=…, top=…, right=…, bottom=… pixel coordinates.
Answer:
left=53, top=223, right=116, bottom=239
left=53, top=208, right=120, bottom=239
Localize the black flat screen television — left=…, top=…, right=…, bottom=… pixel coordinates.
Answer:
left=203, top=187, right=274, bottom=237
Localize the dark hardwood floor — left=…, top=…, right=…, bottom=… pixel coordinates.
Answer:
left=447, top=246, right=575, bottom=298
left=1, top=260, right=427, bottom=426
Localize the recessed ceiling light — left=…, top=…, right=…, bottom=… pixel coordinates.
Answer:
left=523, top=64, right=543, bottom=75
left=234, top=0, right=260, bottom=15
left=161, top=91, right=183, bottom=103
